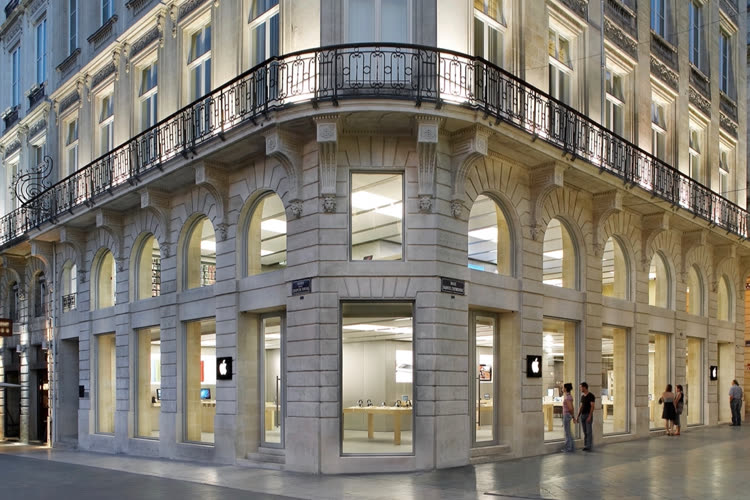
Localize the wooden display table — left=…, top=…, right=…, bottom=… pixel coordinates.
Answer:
left=602, top=399, right=613, bottom=420
left=265, top=402, right=279, bottom=431
left=343, top=406, right=413, bottom=445
left=476, top=400, right=493, bottom=427
left=542, top=401, right=563, bottom=431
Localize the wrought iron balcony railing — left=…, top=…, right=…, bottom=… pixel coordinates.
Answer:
left=62, top=293, right=76, bottom=312
left=0, top=43, right=747, bottom=248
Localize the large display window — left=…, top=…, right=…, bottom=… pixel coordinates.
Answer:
left=686, top=337, right=703, bottom=425
left=601, top=327, right=628, bottom=435
left=341, top=302, right=413, bottom=454
left=184, top=319, right=216, bottom=444
left=247, top=193, right=287, bottom=275
left=601, top=237, right=628, bottom=299
left=96, top=333, right=116, bottom=434
left=542, top=318, right=577, bottom=441
left=648, top=253, right=670, bottom=308
left=542, top=218, right=576, bottom=289
left=648, top=333, right=669, bottom=430
left=261, top=315, right=284, bottom=446
left=467, top=195, right=512, bottom=275
left=350, top=173, right=403, bottom=261
left=136, top=327, right=161, bottom=439
left=185, top=218, right=216, bottom=289
left=472, top=314, right=496, bottom=445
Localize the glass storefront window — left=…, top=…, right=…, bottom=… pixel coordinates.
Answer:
left=648, top=252, right=670, bottom=308
left=602, top=327, right=628, bottom=435
left=350, top=173, right=403, bottom=261
left=247, top=193, right=287, bottom=275
left=96, top=250, right=116, bottom=309
left=261, top=315, right=283, bottom=446
left=686, top=337, right=703, bottom=425
left=97, top=333, right=116, bottom=434
left=135, top=235, right=161, bottom=300
left=602, top=237, right=627, bottom=299
left=467, top=195, right=512, bottom=275
left=543, top=218, right=576, bottom=288
left=185, top=319, right=216, bottom=444
left=686, top=265, right=703, bottom=316
left=136, top=327, right=161, bottom=439
left=473, top=314, right=496, bottom=445
left=542, top=318, right=577, bottom=441
left=185, top=218, right=216, bottom=289
left=648, top=333, right=669, bottom=430
left=342, top=302, right=413, bottom=454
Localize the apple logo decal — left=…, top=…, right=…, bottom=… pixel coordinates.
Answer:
left=531, top=357, right=540, bottom=374
left=219, top=359, right=228, bottom=376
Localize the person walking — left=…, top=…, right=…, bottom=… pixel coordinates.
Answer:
left=673, top=385, right=684, bottom=436
left=729, top=380, right=743, bottom=426
left=576, top=381, right=595, bottom=451
left=561, top=382, right=575, bottom=452
left=659, top=384, right=676, bottom=435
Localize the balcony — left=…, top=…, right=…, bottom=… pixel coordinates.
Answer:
left=0, top=43, right=747, bottom=249
left=62, top=293, right=76, bottom=313
left=2, top=106, right=19, bottom=132
left=27, top=83, right=46, bottom=110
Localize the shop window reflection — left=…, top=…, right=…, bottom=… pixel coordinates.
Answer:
left=542, top=318, right=577, bottom=442
left=136, top=327, right=161, bottom=439
left=543, top=218, right=576, bottom=289
left=184, top=318, right=216, bottom=444
left=648, top=333, right=669, bottom=430
left=97, top=333, right=116, bottom=434
left=601, top=327, right=628, bottom=435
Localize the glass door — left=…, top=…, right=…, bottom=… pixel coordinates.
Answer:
left=471, top=313, right=497, bottom=446
left=260, top=314, right=284, bottom=447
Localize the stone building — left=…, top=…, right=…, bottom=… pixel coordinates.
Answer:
left=0, top=0, right=747, bottom=473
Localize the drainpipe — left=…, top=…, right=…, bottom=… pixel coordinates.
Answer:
left=49, top=242, right=56, bottom=446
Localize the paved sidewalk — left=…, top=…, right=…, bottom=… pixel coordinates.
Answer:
left=1, top=424, right=748, bottom=499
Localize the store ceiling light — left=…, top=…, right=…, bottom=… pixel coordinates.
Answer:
left=261, top=219, right=287, bottom=234
left=543, top=250, right=564, bottom=259
left=201, top=239, right=216, bottom=253
left=351, top=192, right=402, bottom=219
left=468, top=227, right=498, bottom=242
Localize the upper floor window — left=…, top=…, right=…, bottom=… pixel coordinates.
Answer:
left=64, top=116, right=79, bottom=176
left=7, top=160, right=19, bottom=210
left=183, top=217, right=216, bottom=289
left=188, top=24, right=212, bottom=101
left=542, top=218, right=577, bottom=289
left=474, top=0, right=505, bottom=67
left=36, top=19, right=46, bottom=85
left=249, top=0, right=279, bottom=67
left=651, top=100, right=667, bottom=161
left=95, top=249, right=116, bottom=309
left=139, top=62, right=158, bottom=130
left=548, top=28, right=572, bottom=105
left=246, top=192, right=287, bottom=275
left=688, top=1, right=703, bottom=70
left=101, top=0, right=113, bottom=26
left=688, top=124, right=703, bottom=183
left=34, top=273, right=46, bottom=318
left=69, top=0, right=78, bottom=55
left=351, top=172, right=403, bottom=261
left=11, top=47, right=20, bottom=107
left=8, top=281, right=19, bottom=321
left=62, top=261, right=77, bottom=312
left=719, top=145, right=733, bottom=199
left=98, top=93, right=114, bottom=155
left=347, top=0, right=409, bottom=43
left=651, top=0, right=668, bottom=38
left=605, top=69, right=624, bottom=136
left=719, top=30, right=733, bottom=96
left=31, top=141, right=46, bottom=168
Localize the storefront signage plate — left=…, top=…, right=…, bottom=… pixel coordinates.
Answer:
left=217, top=357, right=233, bottom=380
left=292, top=278, right=312, bottom=296
left=440, top=278, right=465, bottom=295
left=526, top=355, right=543, bottom=377
left=709, top=365, right=718, bottom=381
left=0, top=318, right=12, bottom=337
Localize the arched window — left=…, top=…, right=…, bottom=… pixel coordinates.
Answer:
left=648, top=252, right=670, bottom=308
left=602, top=237, right=628, bottom=299
left=34, top=272, right=46, bottom=317
left=717, top=275, right=732, bottom=321
left=467, top=194, right=512, bottom=275
left=9, top=281, right=19, bottom=320
left=685, top=265, right=703, bottom=316
left=543, top=218, right=576, bottom=289
left=96, top=250, right=116, bottom=309
left=247, top=193, right=286, bottom=275
left=185, top=217, right=216, bottom=289
left=135, top=235, right=161, bottom=300
left=62, top=262, right=77, bottom=312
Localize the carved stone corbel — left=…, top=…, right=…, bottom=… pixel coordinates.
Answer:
left=416, top=116, right=441, bottom=213
left=529, top=162, right=566, bottom=240
left=315, top=115, right=338, bottom=213
left=449, top=125, right=490, bottom=217
left=169, top=4, right=178, bottom=38
left=157, top=8, right=168, bottom=47
left=112, top=47, right=121, bottom=81
left=194, top=162, right=230, bottom=237
left=640, top=213, right=670, bottom=271
left=265, top=128, right=304, bottom=217
left=592, top=190, right=623, bottom=256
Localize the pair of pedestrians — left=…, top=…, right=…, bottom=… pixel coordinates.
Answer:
left=658, top=384, right=685, bottom=436
left=561, top=381, right=595, bottom=453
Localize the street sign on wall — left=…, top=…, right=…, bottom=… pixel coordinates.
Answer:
left=0, top=318, right=12, bottom=337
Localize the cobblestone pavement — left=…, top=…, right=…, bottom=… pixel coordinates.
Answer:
left=1, top=424, right=748, bottom=499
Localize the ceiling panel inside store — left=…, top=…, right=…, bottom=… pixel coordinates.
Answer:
left=342, top=316, right=413, bottom=343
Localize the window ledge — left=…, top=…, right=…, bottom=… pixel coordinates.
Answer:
left=87, top=15, right=118, bottom=47
left=56, top=48, right=81, bottom=75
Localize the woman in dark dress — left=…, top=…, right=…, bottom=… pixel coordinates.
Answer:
left=659, top=384, right=676, bottom=435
